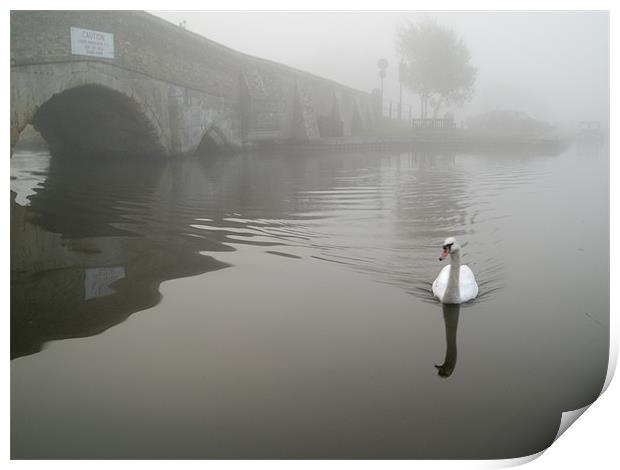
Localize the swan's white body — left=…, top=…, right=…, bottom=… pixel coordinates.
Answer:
left=432, top=238, right=479, bottom=304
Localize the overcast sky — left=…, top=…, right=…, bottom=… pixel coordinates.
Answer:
left=152, top=10, right=609, bottom=125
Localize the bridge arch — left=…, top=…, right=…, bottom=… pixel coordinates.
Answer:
left=194, top=125, right=232, bottom=156
left=11, top=64, right=168, bottom=158
left=32, top=84, right=166, bottom=159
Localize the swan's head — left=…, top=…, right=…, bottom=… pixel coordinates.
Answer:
left=439, top=237, right=460, bottom=261
left=435, top=363, right=455, bottom=378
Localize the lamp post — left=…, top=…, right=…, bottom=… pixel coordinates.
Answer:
left=377, top=58, right=388, bottom=114
left=398, top=60, right=405, bottom=121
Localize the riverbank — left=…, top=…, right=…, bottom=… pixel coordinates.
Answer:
left=259, top=129, right=572, bottom=155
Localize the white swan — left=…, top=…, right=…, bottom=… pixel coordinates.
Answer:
left=432, top=237, right=479, bottom=304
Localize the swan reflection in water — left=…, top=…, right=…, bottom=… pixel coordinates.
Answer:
left=435, top=303, right=460, bottom=378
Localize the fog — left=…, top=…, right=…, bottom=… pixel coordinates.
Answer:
left=152, top=10, right=609, bottom=127
left=12, top=10, right=610, bottom=460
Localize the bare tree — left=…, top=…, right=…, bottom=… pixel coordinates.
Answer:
left=397, top=19, right=476, bottom=119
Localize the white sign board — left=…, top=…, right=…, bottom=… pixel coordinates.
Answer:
left=70, top=27, right=115, bottom=59
left=84, top=266, right=126, bottom=300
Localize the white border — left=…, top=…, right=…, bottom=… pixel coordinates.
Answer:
left=4, top=1, right=616, bottom=468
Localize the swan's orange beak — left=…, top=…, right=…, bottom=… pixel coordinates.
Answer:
left=439, top=248, right=449, bottom=261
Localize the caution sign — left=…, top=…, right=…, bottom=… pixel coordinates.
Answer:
left=70, top=26, right=115, bottom=59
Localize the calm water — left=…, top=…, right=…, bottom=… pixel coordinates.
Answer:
left=11, top=141, right=609, bottom=459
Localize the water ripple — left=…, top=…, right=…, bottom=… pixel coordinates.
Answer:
left=12, top=149, right=560, bottom=305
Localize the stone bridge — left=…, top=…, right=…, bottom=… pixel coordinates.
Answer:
left=11, top=10, right=378, bottom=158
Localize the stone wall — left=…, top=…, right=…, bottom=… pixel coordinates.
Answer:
left=11, top=11, right=376, bottom=156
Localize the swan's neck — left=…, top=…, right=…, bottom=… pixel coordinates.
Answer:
left=446, top=250, right=461, bottom=297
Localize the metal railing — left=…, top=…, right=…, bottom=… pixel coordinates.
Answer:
left=412, top=118, right=456, bottom=130
left=379, top=100, right=457, bottom=131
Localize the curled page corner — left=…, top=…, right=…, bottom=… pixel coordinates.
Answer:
left=553, top=404, right=591, bottom=442
left=533, top=336, right=618, bottom=463
left=485, top=450, right=544, bottom=468
left=487, top=401, right=600, bottom=468
left=547, top=343, right=619, bottom=445
left=601, top=346, right=617, bottom=396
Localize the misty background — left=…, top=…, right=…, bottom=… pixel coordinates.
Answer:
left=152, top=10, right=609, bottom=129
